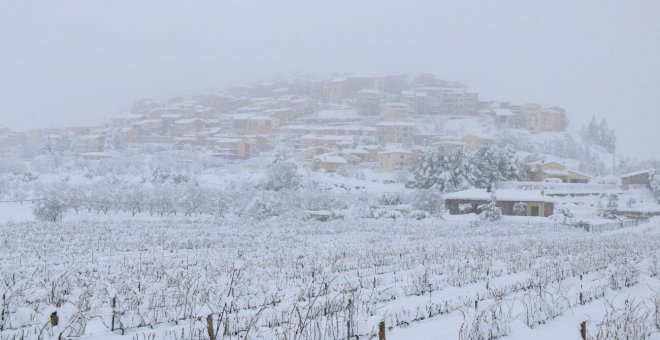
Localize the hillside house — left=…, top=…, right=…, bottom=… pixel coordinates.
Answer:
left=242, top=115, right=280, bottom=135
left=212, top=136, right=265, bottom=158
left=532, top=161, right=591, bottom=183
left=303, top=146, right=334, bottom=159
left=461, top=134, right=494, bottom=151
left=376, top=121, right=415, bottom=144
left=74, top=134, right=105, bottom=153
left=520, top=103, right=567, bottom=132
left=377, top=148, right=419, bottom=172
left=173, top=118, right=206, bottom=135
left=312, top=152, right=362, bottom=172
left=382, top=102, right=411, bottom=121
left=300, top=134, right=354, bottom=149
left=356, top=89, right=381, bottom=116
left=487, top=108, right=519, bottom=129
left=621, top=169, right=654, bottom=189
left=445, top=189, right=555, bottom=217
left=110, top=114, right=146, bottom=128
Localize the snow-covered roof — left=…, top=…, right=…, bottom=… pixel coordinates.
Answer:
left=132, top=119, right=161, bottom=126
left=280, top=124, right=375, bottom=132
left=620, top=169, right=653, bottom=178
left=300, top=134, right=354, bottom=142
left=567, top=169, right=592, bottom=178
left=77, top=134, right=103, bottom=140
left=444, top=189, right=553, bottom=203
left=215, top=137, right=244, bottom=143
left=111, top=114, right=145, bottom=120
left=378, top=148, right=413, bottom=155
left=247, top=115, right=276, bottom=121
left=313, top=152, right=358, bottom=164
left=161, top=114, right=184, bottom=119
left=175, top=118, right=204, bottom=124
left=377, top=122, right=415, bottom=127
left=342, top=148, right=369, bottom=155
left=317, top=109, right=359, bottom=120
left=492, top=108, right=515, bottom=116
left=81, top=151, right=114, bottom=157
left=384, top=102, right=409, bottom=108
left=543, top=169, right=569, bottom=176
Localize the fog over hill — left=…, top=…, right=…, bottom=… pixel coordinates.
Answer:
left=1, top=1, right=659, bottom=157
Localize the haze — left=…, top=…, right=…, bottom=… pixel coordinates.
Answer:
left=1, top=0, right=659, bottom=157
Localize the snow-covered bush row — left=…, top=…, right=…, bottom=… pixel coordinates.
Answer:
left=1, top=170, right=451, bottom=221
left=1, top=218, right=659, bottom=339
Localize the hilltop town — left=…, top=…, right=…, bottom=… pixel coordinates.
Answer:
left=1, top=73, right=659, bottom=224
left=1, top=73, right=568, bottom=165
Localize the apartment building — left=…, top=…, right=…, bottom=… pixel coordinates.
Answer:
left=377, top=148, right=420, bottom=172
left=376, top=122, right=415, bottom=144
left=356, top=89, right=381, bottom=116
left=521, top=103, right=567, bottom=132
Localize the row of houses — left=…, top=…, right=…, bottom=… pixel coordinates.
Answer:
left=1, top=73, right=570, bottom=169
left=304, top=145, right=421, bottom=173
left=485, top=102, right=567, bottom=132
left=444, top=169, right=659, bottom=218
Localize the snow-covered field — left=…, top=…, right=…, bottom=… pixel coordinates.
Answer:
left=1, top=215, right=659, bottom=339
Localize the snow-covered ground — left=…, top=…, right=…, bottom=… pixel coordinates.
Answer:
left=1, top=214, right=659, bottom=339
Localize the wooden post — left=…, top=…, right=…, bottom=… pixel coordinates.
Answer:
left=111, top=296, right=116, bottom=332
left=50, top=312, right=58, bottom=326
left=207, top=314, right=215, bottom=340
left=1, top=293, right=5, bottom=332
left=378, top=321, right=386, bottom=340
left=580, top=321, right=587, bottom=340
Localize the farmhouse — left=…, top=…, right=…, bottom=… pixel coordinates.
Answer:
left=303, top=146, right=334, bottom=159
left=531, top=161, right=592, bottom=184
left=313, top=152, right=362, bottom=172
left=444, top=189, right=554, bottom=217
left=621, top=169, right=654, bottom=189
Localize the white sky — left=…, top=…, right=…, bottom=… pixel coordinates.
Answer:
left=1, top=0, right=659, bottom=157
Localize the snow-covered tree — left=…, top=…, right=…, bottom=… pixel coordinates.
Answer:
left=124, top=185, right=145, bottom=217
left=478, top=195, right=501, bottom=221
left=104, top=128, right=126, bottom=151
left=241, top=196, right=279, bottom=221
left=557, top=207, right=574, bottom=224
left=179, top=183, right=207, bottom=216
left=411, top=147, right=474, bottom=192
left=597, top=194, right=618, bottom=219
left=262, top=151, right=302, bottom=191
left=471, top=144, right=519, bottom=188
left=410, top=189, right=444, bottom=216
left=33, top=198, right=66, bottom=222
left=581, top=116, right=616, bottom=153
left=512, top=202, right=527, bottom=216
left=411, top=148, right=451, bottom=190
left=446, top=146, right=476, bottom=191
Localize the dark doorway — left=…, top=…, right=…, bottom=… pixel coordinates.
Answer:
left=531, top=206, right=540, bottom=216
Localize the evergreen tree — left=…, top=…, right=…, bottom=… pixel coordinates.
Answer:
left=471, top=144, right=520, bottom=188
left=478, top=194, right=501, bottom=221
left=410, top=148, right=452, bottom=191
left=446, top=146, right=475, bottom=191
left=262, top=151, right=302, bottom=191
left=582, top=116, right=616, bottom=153
left=410, top=147, right=476, bottom=192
